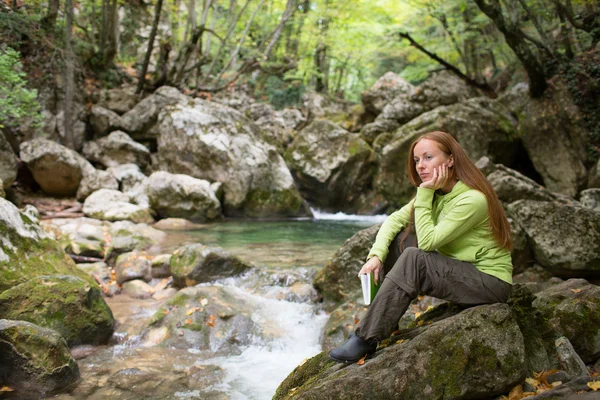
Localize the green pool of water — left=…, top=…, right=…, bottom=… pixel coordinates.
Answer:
left=160, top=219, right=378, bottom=268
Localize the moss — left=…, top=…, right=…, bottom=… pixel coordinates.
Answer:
left=242, top=187, right=305, bottom=218
left=273, top=352, right=336, bottom=400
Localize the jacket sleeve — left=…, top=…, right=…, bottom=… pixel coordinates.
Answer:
left=414, top=188, right=488, bottom=251
left=367, top=198, right=415, bottom=262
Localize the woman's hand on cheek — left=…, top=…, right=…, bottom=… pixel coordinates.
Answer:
left=420, top=164, right=449, bottom=190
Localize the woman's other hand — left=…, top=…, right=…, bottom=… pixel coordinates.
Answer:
left=358, top=256, right=383, bottom=284
left=420, top=163, right=449, bottom=191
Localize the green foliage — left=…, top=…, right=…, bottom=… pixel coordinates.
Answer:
left=0, top=47, right=42, bottom=129
left=256, top=75, right=306, bottom=110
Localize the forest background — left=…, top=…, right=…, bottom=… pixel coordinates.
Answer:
left=0, top=0, right=599, bottom=162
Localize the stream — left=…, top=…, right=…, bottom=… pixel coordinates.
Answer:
left=55, top=212, right=386, bottom=400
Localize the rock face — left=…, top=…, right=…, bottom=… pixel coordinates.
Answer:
left=589, top=159, right=600, bottom=188
left=533, top=279, right=600, bottom=363
left=507, top=200, right=600, bottom=278
left=374, top=98, right=517, bottom=205
left=83, top=130, right=151, bottom=170
left=76, top=165, right=119, bottom=202
left=361, top=72, right=416, bottom=116
left=170, top=244, right=253, bottom=287
left=156, top=93, right=310, bottom=218
left=275, top=304, right=525, bottom=400
left=20, top=138, right=87, bottom=196
left=115, top=251, right=152, bottom=285
left=104, top=220, right=165, bottom=264
left=284, top=120, right=376, bottom=213
left=89, top=105, right=123, bottom=137
left=360, top=71, right=479, bottom=143
left=0, top=319, right=80, bottom=398
left=83, top=189, right=154, bottom=224
left=0, top=131, right=18, bottom=189
left=58, top=219, right=107, bottom=259
left=108, top=163, right=150, bottom=208
left=96, top=86, right=138, bottom=115
left=580, top=188, right=600, bottom=212
left=0, top=275, right=114, bottom=345
left=313, top=224, right=380, bottom=305
left=144, top=285, right=260, bottom=354
left=518, top=81, right=588, bottom=197
left=0, top=198, right=92, bottom=292
left=147, top=171, right=221, bottom=222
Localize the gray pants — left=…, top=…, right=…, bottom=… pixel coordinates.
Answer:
left=355, top=231, right=512, bottom=342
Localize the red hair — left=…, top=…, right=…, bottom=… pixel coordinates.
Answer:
left=406, top=131, right=512, bottom=250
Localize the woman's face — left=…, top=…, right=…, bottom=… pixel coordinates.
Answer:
left=413, top=139, right=453, bottom=182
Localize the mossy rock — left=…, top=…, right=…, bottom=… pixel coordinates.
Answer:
left=275, top=304, right=525, bottom=399
left=0, top=198, right=95, bottom=293
left=170, top=244, right=253, bottom=287
left=0, top=275, right=115, bottom=346
left=0, top=319, right=80, bottom=398
left=533, top=279, right=600, bottom=363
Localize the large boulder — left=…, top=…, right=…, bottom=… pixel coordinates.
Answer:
left=284, top=120, right=376, bottom=213
left=83, top=189, right=154, bottom=224
left=107, top=163, right=150, bottom=208
left=19, top=138, right=87, bottom=196
left=374, top=97, right=518, bottom=206
left=76, top=164, right=119, bottom=202
left=114, top=251, right=152, bottom=285
left=0, top=275, right=114, bottom=345
left=580, top=188, right=600, bottom=212
left=89, top=105, right=124, bottom=138
left=156, top=94, right=310, bottom=218
left=0, top=198, right=93, bottom=292
left=104, top=220, right=166, bottom=265
left=57, top=218, right=107, bottom=259
left=147, top=171, right=221, bottom=222
left=507, top=200, right=600, bottom=278
left=143, top=285, right=261, bottom=354
left=361, top=72, right=416, bottom=116
left=275, top=304, right=525, bottom=400
left=119, top=86, right=189, bottom=141
left=360, top=71, right=479, bottom=143
left=0, top=319, right=80, bottom=398
left=170, top=244, right=254, bottom=287
left=95, top=86, right=138, bottom=115
left=518, top=81, right=588, bottom=197
left=0, top=131, right=18, bottom=189
left=313, top=224, right=379, bottom=305
left=83, top=130, right=151, bottom=170
left=533, top=279, right=600, bottom=363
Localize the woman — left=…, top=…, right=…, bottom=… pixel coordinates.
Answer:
left=329, top=131, right=513, bottom=363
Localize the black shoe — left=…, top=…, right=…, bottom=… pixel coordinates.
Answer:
left=329, top=333, right=377, bottom=363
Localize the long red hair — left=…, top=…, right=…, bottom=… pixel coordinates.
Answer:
left=405, top=131, right=512, bottom=250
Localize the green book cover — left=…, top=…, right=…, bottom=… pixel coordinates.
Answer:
left=360, top=272, right=380, bottom=305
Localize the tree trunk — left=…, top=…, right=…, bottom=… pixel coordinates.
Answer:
left=314, top=43, right=328, bottom=93
left=261, top=0, right=297, bottom=60
left=170, top=26, right=206, bottom=86
left=472, top=0, right=548, bottom=97
left=286, top=0, right=309, bottom=57
left=64, top=0, right=75, bottom=149
left=137, top=0, right=164, bottom=94
left=41, top=0, right=60, bottom=30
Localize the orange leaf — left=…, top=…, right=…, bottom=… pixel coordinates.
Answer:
left=206, top=315, right=216, bottom=327
left=588, top=381, right=600, bottom=391
left=571, top=288, right=582, bottom=293
left=354, top=317, right=360, bottom=325
left=391, top=330, right=402, bottom=336
left=508, top=384, right=523, bottom=400
left=396, top=339, right=407, bottom=345
left=356, top=353, right=368, bottom=365
left=0, top=386, right=14, bottom=393
left=163, top=309, right=170, bottom=315
left=185, top=318, right=193, bottom=325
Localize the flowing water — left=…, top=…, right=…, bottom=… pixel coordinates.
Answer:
left=59, top=212, right=386, bottom=400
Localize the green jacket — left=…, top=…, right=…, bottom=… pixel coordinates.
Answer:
left=368, top=181, right=513, bottom=284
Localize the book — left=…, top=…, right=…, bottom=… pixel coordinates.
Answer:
left=360, top=272, right=380, bottom=306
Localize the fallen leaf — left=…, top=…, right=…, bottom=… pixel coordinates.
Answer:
left=414, top=312, right=422, bottom=319
left=417, top=320, right=424, bottom=327
left=571, top=288, right=582, bottom=293
left=588, top=381, right=600, bottom=391
left=201, top=298, right=209, bottom=306
left=206, top=315, right=216, bottom=327
left=354, top=317, right=360, bottom=325
left=508, top=384, right=522, bottom=400
left=185, top=318, right=193, bottom=325
left=378, top=339, right=390, bottom=349
left=357, top=353, right=367, bottom=365
left=0, top=386, right=14, bottom=393
left=163, top=309, right=170, bottom=315
left=186, top=307, right=203, bottom=316
left=396, top=339, right=407, bottom=345
left=392, top=330, right=402, bottom=336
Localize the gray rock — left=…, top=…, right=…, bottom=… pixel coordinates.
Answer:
left=115, top=251, right=152, bottom=284
left=275, top=304, right=525, bottom=400
left=57, top=219, right=107, bottom=258
left=83, top=188, right=154, bottom=223
left=361, top=71, right=416, bottom=116
left=96, top=86, right=138, bottom=115
left=147, top=171, right=221, bottom=222
left=580, top=188, right=600, bottom=212
left=89, top=105, right=124, bottom=137
left=120, top=86, right=189, bottom=141
left=255, top=114, right=295, bottom=152
left=243, top=102, right=275, bottom=121
left=76, top=166, right=119, bottom=202
left=313, top=224, right=380, bottom=305
left=374, top=97, right=517, bottom=205
left=156, top=94, right=309, bottom=218
left=0, top=319, right=80, bottom=398
left=507, top=200, right=600, bottom=278
left=0, top=275, right=115, bottom=345
left=152, top=217, right=206, bottom=231
left=284, top=119, right=375, bottom=213
left=556, top=336, right=590, bottom=378
left=151, top=254, right=172, bottom=278
left=122, top=279, right=154, bottom=299
left=494, top=82, right=530, bottom=114
left=170, top=244, right=253, bottom=287
left=0, top=131, right=18, bottom=189
left=533, top=279, right=600, bottom=363
left=104, top=220, right=166, bottom=265
left=278, top=108, right=306, bottom=130
left=76, top=262, right=110, bottom=283
left=21, top=204, right=40, bottom=224
left=20, top=138, right=87, bottom=196
left=55, top=110, right=86, bottom=151
left=83, top=130, right=151, bottom=170
left=519, top=80, right=588, bottom=197
left=0, top=180, right=5, bottom=198
left=107, top=163, right=150, bottom=208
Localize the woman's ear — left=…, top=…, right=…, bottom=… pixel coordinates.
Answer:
left=448, top=155, right=454, bottom=167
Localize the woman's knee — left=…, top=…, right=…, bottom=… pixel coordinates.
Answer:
left=387, top=247, right=425, bottom=285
